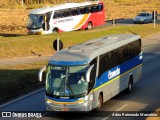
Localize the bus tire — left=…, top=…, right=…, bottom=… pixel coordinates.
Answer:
left=87, top=22, right=92, bottom=30
left=53, top=28, right=58, bottom=34
left=126, top=76, right=133, bottom=93
left=94, top=94, right=102, bottom=112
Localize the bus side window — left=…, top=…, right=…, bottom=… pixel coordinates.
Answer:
left=98, top=51, right=113, bottom=78
left=113, top=48, right=123, bottom=66
left=130, top=43, right=136, bottom=59
left=118, top=47, right=125, bottom=64
left=91, top=5, right=94, bottom=13
left=106, top=51, right=114, bottom=69
left=98, top=4, right=103, bottom=11
left=94, top=5, right=99, bottom=12
left=80, top=7, right=85, bottom=14
left=133, top=39, right=141, bottom=56
left=62, top=9, right=70, bottom=17
left=53, top=11, right=61, bottom=19
left=99, top=54, right=106, bottom=78
left=123, top=44, right=130, bottom=61
left=85, top=6, right=89, bottom=14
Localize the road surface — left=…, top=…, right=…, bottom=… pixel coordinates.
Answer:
left=0, top=37, right=160, bottom=120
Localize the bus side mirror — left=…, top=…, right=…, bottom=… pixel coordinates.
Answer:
left=86, top=64, right=94, bottom=83
left=38, top=66, right=47, bottom=82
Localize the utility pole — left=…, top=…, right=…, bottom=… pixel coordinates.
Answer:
left=21, top=0, right=24, bottom=7
left=154, top=11, right=156, bottom=28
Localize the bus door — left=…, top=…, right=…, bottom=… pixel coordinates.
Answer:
left=43, top=12, right=52, bottom=31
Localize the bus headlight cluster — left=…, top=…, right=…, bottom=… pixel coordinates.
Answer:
left=46, top=99, right=52, bottom=104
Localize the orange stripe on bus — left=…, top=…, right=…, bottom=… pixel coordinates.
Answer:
left=73, top=14, right=89, bottom=29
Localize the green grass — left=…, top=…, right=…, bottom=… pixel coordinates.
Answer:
left=0, top=24, right=160, bottom=59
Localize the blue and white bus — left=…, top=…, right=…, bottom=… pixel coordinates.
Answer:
left=39, top=34, right=142, bottom=111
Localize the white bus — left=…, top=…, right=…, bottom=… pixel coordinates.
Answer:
left=27, top=1, right=105, bottom=34
left=39, top=34, right=142, bottom=111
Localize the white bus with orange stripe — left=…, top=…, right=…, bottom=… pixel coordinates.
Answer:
left=27, top=1, right=105, bottom=34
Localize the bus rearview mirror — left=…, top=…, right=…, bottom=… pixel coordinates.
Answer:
left=86, top=64, right=94, bottom=83
left=38, top=66, right=47, bottom=82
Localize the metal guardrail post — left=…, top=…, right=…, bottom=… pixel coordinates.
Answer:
left=112, top=19, right=116, bottom=26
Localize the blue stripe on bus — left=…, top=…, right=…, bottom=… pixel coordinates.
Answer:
left=94, top=54, right=142, bottom=88
left=49, top=60, right=89, bottom=66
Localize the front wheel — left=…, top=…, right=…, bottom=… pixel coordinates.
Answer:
left=53, top=28, right=58, bottom=34
left=94, top=94, right=102, bottom=112
left=87, top=22, right=92, bottom=30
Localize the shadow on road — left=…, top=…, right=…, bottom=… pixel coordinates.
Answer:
left=0, top=33, right=27, bottom=37
left=0, top=68, right=44, bottom=104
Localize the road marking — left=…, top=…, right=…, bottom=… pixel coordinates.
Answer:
left=101, top=104, right=128, bottom=120
left=0, top=88, right=44, bottom=108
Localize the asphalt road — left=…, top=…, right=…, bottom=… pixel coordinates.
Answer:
left=0, top=37, right=160, bottom=120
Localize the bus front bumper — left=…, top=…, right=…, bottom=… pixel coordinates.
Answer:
left=45, top=99, right=92, bottom=112
left=27, top=28, right=44, bottom=35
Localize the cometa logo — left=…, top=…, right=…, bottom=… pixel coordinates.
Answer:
left=108, top=68, right=120, bottom=79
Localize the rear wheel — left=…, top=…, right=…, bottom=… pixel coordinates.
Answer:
left=94, top=94, right=102, bottom=112
left=87, top=22, right=92, bottom=30
left=126, top=77, right=133, bottom=93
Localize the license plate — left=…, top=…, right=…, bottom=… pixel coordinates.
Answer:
left=62, top=108, right=69, bottom=111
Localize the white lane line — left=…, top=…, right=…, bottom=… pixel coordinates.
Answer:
left=101, top=104, right=128, bottom=120
left=0, top=88, right=44, bottom=108
left=115, top=104, right=128, bottom=112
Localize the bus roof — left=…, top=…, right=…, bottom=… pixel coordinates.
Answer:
left=49, top=34, right=141, bottom=66
left=30, top=1, right=100, bottom=14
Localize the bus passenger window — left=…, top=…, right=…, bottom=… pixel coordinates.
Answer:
left=94, top=5, right=99, bottom=12
left=62, top=9, right=70, bottom=17
left=53, top=11, right=61, bottom=19
left=91, top=6, right=94, bottom=13
left=85, top=6, right=89, bottom=14
left=98, top=4, right=103, bottom=11
left=80, top=7, right=85, bottom=14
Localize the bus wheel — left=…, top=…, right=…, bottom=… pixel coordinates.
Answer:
left=53, top=28, right=58, bottom=34
left=87, top=22, right=92, bottom=30
left=95, top=94, right=102, bottom=112
left=127, top=77, right=133, bottom=93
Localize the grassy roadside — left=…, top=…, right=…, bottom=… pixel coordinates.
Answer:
left=0, top=62, right=47, bottom=104
left=1, top=24, right=160, bottom=59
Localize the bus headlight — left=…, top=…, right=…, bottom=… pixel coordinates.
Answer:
left=46, top=99, right=52, bottom=104
left=78, top=99, right=85, bottom=104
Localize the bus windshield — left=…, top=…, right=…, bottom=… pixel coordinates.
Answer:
left=28, top=14, right=44, bottom=29
left=46, top=65, right=88, bottom=98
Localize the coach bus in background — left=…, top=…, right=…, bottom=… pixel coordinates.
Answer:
left=27, top=0, right=105, bottom=35
left=39, top=34, right=142, bottom=111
